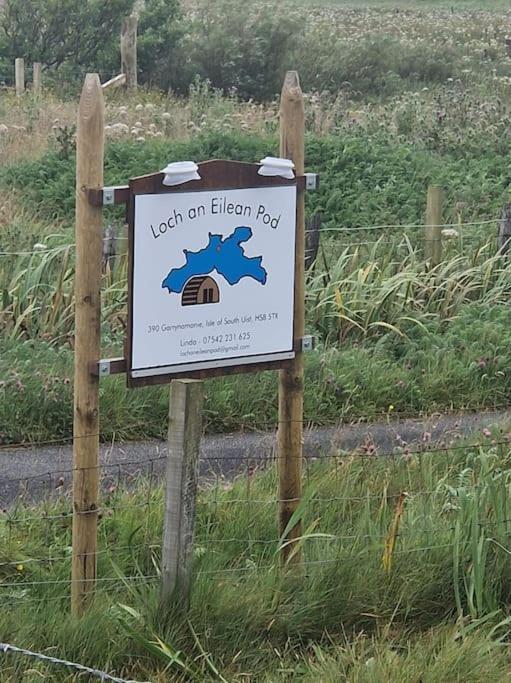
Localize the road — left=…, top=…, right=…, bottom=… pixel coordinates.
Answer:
left=0, top=409, right=509, bottom=506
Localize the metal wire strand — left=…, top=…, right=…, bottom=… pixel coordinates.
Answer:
left=0, top=642, right=151, bottom=683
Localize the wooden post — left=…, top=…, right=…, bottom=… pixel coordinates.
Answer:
left=33, top=63, right=42, bottom=95
left=161, top=380, right=204, bottom=607
left=277, top=71, right=304, bottom=565
left=425, top=185, right=443, bottom=266
left=15, top=58, right=25, bottom=97
left=121, top=15, right=138, bottom=91
left=102, top=223, right=116, bottom=273
left=498, top=204, right=511, bottom=255
left=305, top=212, right=322, bottom=271
left=71, top=74, right=104, bottom=617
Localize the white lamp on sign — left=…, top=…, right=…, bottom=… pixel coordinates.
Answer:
left=161, top=161, right=201, bottom=187
left=258, top=157, right=295, bottom=179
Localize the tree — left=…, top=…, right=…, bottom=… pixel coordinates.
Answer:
left=0, top=0, right=133, bottom=71
left=136, top=0, right=182, bottom=89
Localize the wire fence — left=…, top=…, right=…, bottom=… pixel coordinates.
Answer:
left=0, top=217, right=502, bottom=258
left=0, top=642, right=151, bottom=683
left=1, top=422, right=511, bottom=677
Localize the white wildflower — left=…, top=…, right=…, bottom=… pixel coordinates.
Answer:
left=441, top=228, right=459, bottom=239
left=112, top=122, right=129, bottom=133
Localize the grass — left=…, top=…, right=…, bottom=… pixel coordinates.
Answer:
left=2, top=122, right=511, bottom=442
left=3, top=438, right=511, bottom=679
left=2, top=296, right=511, bottom=444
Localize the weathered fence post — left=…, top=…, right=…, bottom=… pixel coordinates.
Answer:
left=15, top=58, right=24, bottom=97
left=425, top=185, right=443, bottom=266
left=161, top=379, right=204, bottom=607
left=71, top=74, right=104, bottom=617
left=497, top=204, right=511, bottom=255
left=121, top=15, right=138, bottom=91
left=277, top=71, right=305, bottom=565
left=33, top=63, right=42, bottom=95
left=305, top=212, right=322, bottom=271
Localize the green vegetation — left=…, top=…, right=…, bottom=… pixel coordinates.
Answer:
left=2, top=298, right=511, bottom=445
left=3, top=441, right=511, bottom=680
left=2, top=1, right=511, bottom=99
left=1, top=122, right=511, bottom=443
left=0, top=0, right=181, bottom=87
left=2, top=0, right=511, bottom=678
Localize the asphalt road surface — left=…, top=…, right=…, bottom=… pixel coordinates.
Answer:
left=0, top=409, right=510, bottom=507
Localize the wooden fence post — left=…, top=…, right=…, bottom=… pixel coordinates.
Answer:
left=497, top=204, right=511, bottom=255
left=121, top=15, right=138, bottom=91
left=425, top=185, right=443, bottom=266
left=15, top=58, right=24, bottom=97
left=305, top=212, right=322, bottom=271
left=71, top=74, right=104, bottom=617
left=161, top=379, right=204, bottom=607
left=33, top=63, right=42, bottom=95
left=277, top=71, right=305, bottom=566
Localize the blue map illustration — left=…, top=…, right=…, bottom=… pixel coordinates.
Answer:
left=161, top=226, right=267, bottom=294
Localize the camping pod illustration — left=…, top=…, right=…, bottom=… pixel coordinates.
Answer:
left=181, top=276, right=220, bottom=306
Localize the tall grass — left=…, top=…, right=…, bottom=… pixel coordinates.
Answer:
left=3, top=439, right=511, bottom=679
left=3, top=231, right=510, bottom=348
left=309, top=238, right=511, bottom=343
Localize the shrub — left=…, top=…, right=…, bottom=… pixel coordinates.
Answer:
left=2, top=130, right=507, bottom=226
left=296, top=35, right=462, bottom=97
left=0, top=0, right=132, bottom=75
left=173, top=1, right=300, bottom=99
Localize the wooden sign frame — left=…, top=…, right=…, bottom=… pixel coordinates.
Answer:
left=126, top=159, right=302, bottom=388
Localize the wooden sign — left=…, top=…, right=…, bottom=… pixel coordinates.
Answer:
left=127, top=160, right=298, bottom=386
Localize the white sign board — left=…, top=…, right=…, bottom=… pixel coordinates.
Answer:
left=130, top=185, right=297, bottom=378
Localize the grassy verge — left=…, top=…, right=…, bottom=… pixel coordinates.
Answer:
left=1, top=298, right=510, bottom=444
left=3, top=439, right=511, bottom=679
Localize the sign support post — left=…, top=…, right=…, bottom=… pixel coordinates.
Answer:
left=278, top=71, right=305, bottom=566
left=71, top=74, right=104, bottom=616
left=161, top=379, right=204, bottom=607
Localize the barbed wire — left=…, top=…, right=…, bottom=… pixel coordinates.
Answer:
left=0, top=543, right=159, bottom=569
left=2, top=516, right=511, bottom=586
left=0, top=436, right=508, bottom=491
left=0, top=479, right=504, bottom=528
left=0, top=574, right=160, bottom=589
left=1, top=525, right=510, bottom=589
left=2, top=399, right=510, bottom=454
left=0, top=642, right=151, bottom=683
left=315, top=218, right=499, bottom=233
left=0, top=218, right=502, bottom=257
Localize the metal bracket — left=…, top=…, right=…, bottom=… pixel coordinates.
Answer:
left=98, top=359, right=112, bottom=377
left=300, top=335, right=316, bottom=352
left=103, top=187, right=115, bottom=206
left=304, top=173, right=319, bottom=191
left=86, top=186, right=130, bottom=207
left=92, top=357, right=127, bottom=377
